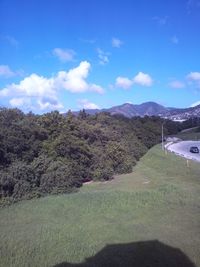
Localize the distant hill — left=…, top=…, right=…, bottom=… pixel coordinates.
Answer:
left=73, top=101, right=200, bottom=120
left=106, top=103, right=139, bottom=118
left=160, top=105, right=200, bottom=120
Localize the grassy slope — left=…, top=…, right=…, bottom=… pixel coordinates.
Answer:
left=176, top=128, right=200, bottom=141
left=0, top=145, right=200, bottom=267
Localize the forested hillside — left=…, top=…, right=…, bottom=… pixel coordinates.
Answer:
left=0, top=108, right=180, bottom=205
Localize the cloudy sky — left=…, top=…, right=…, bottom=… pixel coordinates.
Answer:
left=0, top=0, right=200, bottom=113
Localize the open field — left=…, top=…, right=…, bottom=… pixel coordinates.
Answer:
left=1, top=145, right=200, bottom=267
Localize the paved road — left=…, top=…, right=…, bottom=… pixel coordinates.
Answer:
left=166, top=141, right=200, bottom=162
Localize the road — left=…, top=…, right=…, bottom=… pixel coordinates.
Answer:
left=166, top=141, right=200, bottom=162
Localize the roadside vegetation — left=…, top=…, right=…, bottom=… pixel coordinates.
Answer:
left=0, top=108, right=181, bottom=205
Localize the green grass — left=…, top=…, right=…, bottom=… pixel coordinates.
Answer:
left=176, top=128, right=200, bottom=140
left=1, top=145, right=200, bottom=267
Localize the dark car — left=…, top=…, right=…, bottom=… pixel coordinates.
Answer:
left=189, top=146, right=199, bottom=153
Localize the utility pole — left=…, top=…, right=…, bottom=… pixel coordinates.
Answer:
left=162, top=122, right=165, bottom=150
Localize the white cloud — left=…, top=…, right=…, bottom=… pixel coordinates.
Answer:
left=78, top=99, right=99, bottom=109
left=0, top=61, right=104, bottom=112
left=190, top=100, right=200, bottom=107
left=53, top=48, right=76, bottom=62
left=115, top=72, right=153, bottom=89
left=1, top=74, right=61, bottom=111
left=171, top=35, right=179, bottom=44
left=9, top=97, right=31, bottom=107
left=133, top=72, right=153, bottom=86
left=187, top=72, right=200, bottom=81
left=55, top=61, right=104, bottom=93
left=187, top=72, right=200, bottom=88
left=0, top=65, right=16, bottom=78
left=112, top=38, right=123, bottom=48
left=97, top=48, right=109, bottom=65
left=0, top=73, right=56, bottom=98
left=9, top=97, right=61, bottom=112
left=37, top=97, right=64, bottom=110
left=115, top=77, right=133, bottom=89
left=169, top=80, right=185, bottom=89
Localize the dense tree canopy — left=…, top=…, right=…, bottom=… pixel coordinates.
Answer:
left=0, top=108, right=182, bottom=205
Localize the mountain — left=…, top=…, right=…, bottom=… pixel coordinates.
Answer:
left=134, top=102, right=169, bottom=116
left=106, top=103, right=139, bottom=118
left=106, top=102, right=170, bottom=118
left=73, top=102, right=200, bottom=120
left=160, top=104, right=200, bottom=120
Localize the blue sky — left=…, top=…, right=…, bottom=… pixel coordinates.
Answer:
left=0, top=0, right=200, bottom=113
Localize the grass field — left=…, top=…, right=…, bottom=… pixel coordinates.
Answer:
left=1, top=144, right=200, bottom=267
left=176, top=127, right=200, bottom=141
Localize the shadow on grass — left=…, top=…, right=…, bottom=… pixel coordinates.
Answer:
left=53, top=240, right=196, bottom=267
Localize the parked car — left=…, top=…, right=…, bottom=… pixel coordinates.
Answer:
left=189, top=146, right=199, bottom=153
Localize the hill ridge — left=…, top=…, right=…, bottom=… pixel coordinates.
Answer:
left=73, top=101, right=200, bottom=120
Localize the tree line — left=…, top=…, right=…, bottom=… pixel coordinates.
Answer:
left=0, top=108, right=184, bottom=205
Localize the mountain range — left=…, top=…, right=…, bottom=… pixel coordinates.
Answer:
left=75, top=101, right=200, bottom=121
